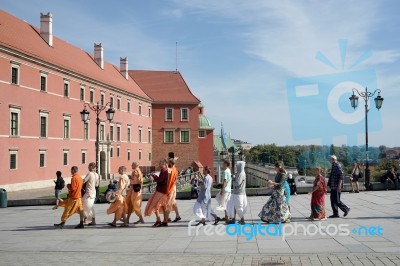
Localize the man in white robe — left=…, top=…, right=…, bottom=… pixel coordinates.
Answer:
left=226, top=161, right=247, bottom=225
left=82, top=162, right=99, bottom=226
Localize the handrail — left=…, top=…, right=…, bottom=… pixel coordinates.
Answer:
left=141, top=171, right=202, bottom=193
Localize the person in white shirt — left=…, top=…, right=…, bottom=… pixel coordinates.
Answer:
left=214, top=160, right=232, bottom=224
left=82, top=162, right=99, bottom=226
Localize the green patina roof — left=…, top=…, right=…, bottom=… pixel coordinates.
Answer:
left=214, top=134, right=238, bottom=154
left=199, top=114, right=214, bottom=130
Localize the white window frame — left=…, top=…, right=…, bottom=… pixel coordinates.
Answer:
left=139, top=104, right=142, bottom=115
left=39, top=150, right=46, bottom=168
left=138, top=127, right=142, bottom=143
left=11, top=62, right=20, bottom=85
left=148, top=106, right=151, bottom=117
left=127, top=149, right=131, bottom=161
left=117, top=124, right=121, bottom=142
left=139, top=149, right=142, bottom=161
left=117, top=98, right=121, bottom=110
left=100, top=122, right=105, bottom=141
left=63, top=115, right=71, bottom=139
left=127, top=125, right=131, bottom=142
left=83, top=121, right=90, bottom=140
left=127, top=101, right=131, bottom=113
left=9, top=105, right=21, bottom=137
left=109, top=124, right=114, bottom=141
left=63, top=79, right=69, bottom=97
left=63, top=150, right=69, bottom=166
left=165, top=107, right=173, bottom=121
left=39, top=111, right=49, bottom=138
left=181, top=108, right=189, bottom=121
left=199, top=130, right=206, bottom=138
left=148, top=152, right=152, bottom=161
left=40, top=72, right=47, bottom=92
left=117, top=145, right=120, bottom=157
left=89, top=88, right=95, bottom=103
left=110, top=96, right=114, bottom=108
left=10, top=149, right=18, bottom=170
left=80, top=86, right=85, bottom=101
left=100, top=92, right=105, bottom=106
left=180, top=129, right=190, bottom=143
left=148, top=128, right=152, bottom=143
left=164, top=129, right=174, bottom=143
left=81, top=150, right=87, bottom=164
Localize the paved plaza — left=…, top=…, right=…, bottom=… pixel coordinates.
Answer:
left=0, top=190, right=399, bottom=265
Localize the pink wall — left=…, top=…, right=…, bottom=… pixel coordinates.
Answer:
left=0, top=54, right=151, bottom=186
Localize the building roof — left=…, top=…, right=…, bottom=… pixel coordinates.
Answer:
left=199, top=114, right=213, bottom=130
left=0, top=10, right=150, bottom=101
left=129, top=70, right=200, bottom=104
left=214, top=134, right=237, bottom=153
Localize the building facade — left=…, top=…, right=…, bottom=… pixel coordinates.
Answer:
left=0, top=11, right=152, bottom=191
left=129, top=70, right=214, bottom=175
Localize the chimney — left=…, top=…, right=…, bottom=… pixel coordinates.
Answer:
left=94, top=43, right=104, bottom=69
left=120, top=57, right=128, bottom=79
left=40, top=12, right=53, bottom=46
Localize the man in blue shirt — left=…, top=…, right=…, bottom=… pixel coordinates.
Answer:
left=328, top=155, right=350, bottom=218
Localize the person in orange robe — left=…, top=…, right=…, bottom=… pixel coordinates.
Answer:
left=163, top=158, right=181, bottom=222
left=144, top=159, right=170, bottom=227
left=126, top=161, right=144, bottom=224
left=107, top=166, right=130, bottom=227
left=54, top=166, right=84, bottom=229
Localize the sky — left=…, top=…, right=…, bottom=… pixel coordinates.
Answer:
left=2, top=0, right=400, bottom=147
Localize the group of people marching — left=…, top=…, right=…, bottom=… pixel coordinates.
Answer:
left=53, top=154, right=350, bottom=229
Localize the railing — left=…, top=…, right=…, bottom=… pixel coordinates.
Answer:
left=142, top=171, right=202, bottom=193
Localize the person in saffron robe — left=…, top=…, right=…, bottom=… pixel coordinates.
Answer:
left=144, top=159, right=170, bottom=227
left=193, top=166, right=218, bottom=225
left=165, top=158, right=181, bottom=222
left=308, top=167, right=327, bottom=220
left=107, top=166, right=130, bottom=227
left=54, top=166, right=85, bottom=229
left=258, top=161, right=291, bottom=224
left=82, top=162, right=98, bottom=226
left=126, top=161, right=144, bottom=224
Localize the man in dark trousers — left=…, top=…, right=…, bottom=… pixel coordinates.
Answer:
left=328, top=155, right=350, bottom=218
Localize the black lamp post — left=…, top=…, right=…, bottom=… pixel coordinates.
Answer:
left=80, top=102, right=115, bottom=176
left=349, top=87, right=384, bottom=190
left=228, top=146, right=236, bottom=174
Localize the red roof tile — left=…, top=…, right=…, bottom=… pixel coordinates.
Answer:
left=0, top=10, right=150, bottom=101
left=129, top=70, right=200, bottom=104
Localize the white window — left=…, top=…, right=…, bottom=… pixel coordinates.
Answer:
left=148, top=152, right=152, bottom=161
left=109, top=124, right=114, bottom=141
left=100, top=123, right=105, bottom=141
left=148, top=107, right=151, bottom=117
left=63, top=150, right=69, bottom=166
left=10, top=150, right=18, bottom=170
left=110, top=96, right=114, bottom=108
left=63, top=115, right=70, bottom=139
left=39, top=111, right=48, bottom=138
left=127, top=126, right=131, bottom=142
left=181, top=108, right=189, bottom=121
left=100, top=93, right=105, bottom=106
left=138, top=127, right=142, bottom=143
left=117, top=146, right=120, bottom=157
left=164, top=130, right=174, bottom=143
left=84, top=121, right=89, bottom=140
left=148, top=128, right=152, bottom=143
left=82, top=150, right=87, bottom=164
left=117, top=125, right=121, bottom=142
left=128, top=150, right=131, bottom=161
left=139, top=150, right=142, bottom=160
left=10, top=105, right=21, bottom=137
left=127, top=101, right=131, bottom=113
left=80, top=86, right=85, bottom=101
left=90, top=88, right=95, bottom=103
left=165, top=107, right=173, bottom=121
left=180, top=130, right=190, bottom=143
left=63, top=80, right=69, bottom=97
left=39, top=150, right=46, bottom=168
left=139, top=104, right=142, bottom=115
left=117, top=98, right=121, bottom=110
left=40, top=72, right=47, bottom=92
left=11, top=63, right=20, bottom=85
left=199, top=130, right=206, bottom=138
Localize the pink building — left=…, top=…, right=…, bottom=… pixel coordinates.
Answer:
left=0, top=11, right=152, bottom=191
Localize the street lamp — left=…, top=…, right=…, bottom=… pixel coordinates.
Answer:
left=349, top=87, right=384, bottom=190
left=238, top=149, right=244, bottom=161
left=80, top=102, right=115, bottom=176
left=228, top=146, right=236, bottom=174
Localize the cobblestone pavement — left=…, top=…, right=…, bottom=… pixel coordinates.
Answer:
left=0, top=190, right=399, bottom=265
